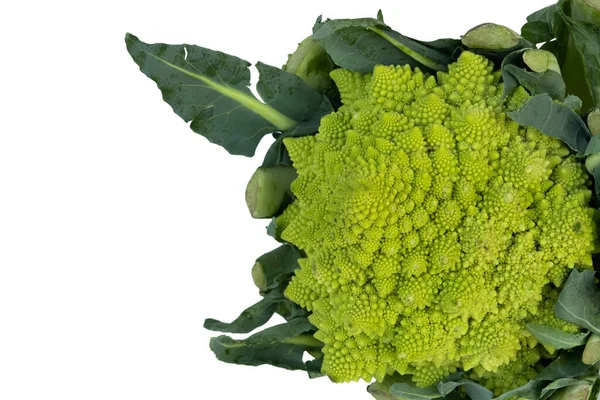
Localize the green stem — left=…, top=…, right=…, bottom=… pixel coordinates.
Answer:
left=369, top=27, right=446, bottom=71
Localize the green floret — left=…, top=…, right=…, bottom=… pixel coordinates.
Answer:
left=278, top=51, right=599, bottom=387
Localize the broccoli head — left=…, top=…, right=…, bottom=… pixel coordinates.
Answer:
left=276, top=51, right=599, bottom=386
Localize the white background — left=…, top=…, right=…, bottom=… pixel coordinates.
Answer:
left=0, top=0, right=551, bottom=399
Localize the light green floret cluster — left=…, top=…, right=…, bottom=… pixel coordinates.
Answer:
left=276, top=51, right=598, bottom=388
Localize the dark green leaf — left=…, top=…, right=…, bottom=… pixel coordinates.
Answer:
left=522, top=21, right=556, bottom=44
left=376, top=9, right=384, bottom=22
left=437, top=379, right=493, bottom=400
left=535, top=347, right=592, bottom=381
left=507, top=93, right=591, bottom=155
left=554, top=269, right=600, bottom=335
left=266, top=218, right=279, bottom=240
left=526, top=323, right=590, bottom=349
left=312, top=15, right=325, bottom=33
left=312, top=18, right=411, bottom=73
left=312, top=18, right=455, bottom=73
left=251, top=244, right=302, bottom=293
left=502, top=50, right=528, bottom=98
left=415, top=38, right=462, bottom=57
left=540, top=378, right=585, bottom=400
left=208, top=317, right=322, bottom=373
left=495, top=380, right=546, bottom=400
left=367, top=27, right=455, bottom=71
left=564, top=94, right=583, bottom=113
left=306, top=356, right=324, bottom=379
left=521, top=4, right=558, bottom=43
left=255, top=62, right=324, bottom=122
left=503, top=65, right=566, bottom=101
left=390, top=383, right=442, bottom=400
left=125, top=34, right=298, bottom=156
left=204, top=290, right=290, bottom=334
left=557, top=0, right=600, bottom=109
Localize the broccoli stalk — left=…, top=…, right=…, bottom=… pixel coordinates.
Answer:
left=245, top=166, right=297, bottom=219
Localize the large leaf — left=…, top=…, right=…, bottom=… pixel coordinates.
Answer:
left=437, top=379, right=493, bottom=400
left=521, top=4, right=559, bottom=43
left=554, top=269, right=600, bottom=335
left=504, top=65, right=565, bottom=101
left=251, top=244, right=302, bottom=294
left=557, top=0, right=600, bottom=109
left=526, top=323, right=590, bottom=349
left=535, top=347, right=592, bottom=381
left=312, top=18, right=455, bottom=73
left=208, top=317, right=323, bottom=373
left=507, top=93, right=591, bottom=155
left=125, top=34, right=327, bottom=156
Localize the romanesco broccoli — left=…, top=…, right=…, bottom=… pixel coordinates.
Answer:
left=277, top=51, right=598, bottom=386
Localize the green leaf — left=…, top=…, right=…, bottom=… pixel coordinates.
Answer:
left=251, top=244, right=302, bottom=294
left=366, top=26, right=455, bottom=71
left=204, top=290, right=291, bottom=334
left=504, top=65, right=566, bottom=101
left=526, top=323, right=590, bottom=349
left=266, top=218, right=279, bottom=240
left=312, top=18, right=455, bottom=73
left=564, top=94, right=583, bottom=113
left=312, top=18, right=411, bottom=73
left=535, top=347, right=592, bottom=381
left=495, top=380, right=546, bottom=400
left=208, top=317, right=323, bottom=373
left=557, top=0, right=600, bottom=109
left=125, top=33, right=298, bottom=156
left=390, top=383, right=442, bottom=400
left=507, top=93, right=591, bottom=155
left=437, top=379, right=493, bottom=400
left=554, top=269, right=600, bottom=335
left=255, top=62, right=324, bottom=123
left=502, top=50, right=529, bottom=98
left=540, top=378, right=584, bottom=400
left=521, top=4, right=558, bottom=43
